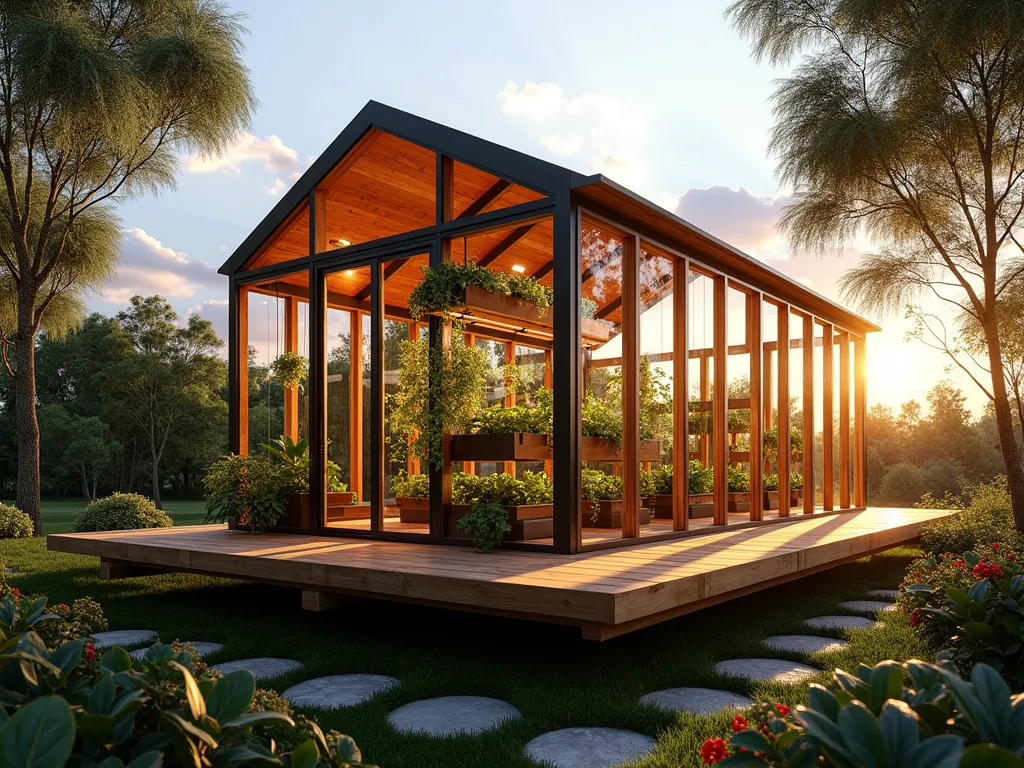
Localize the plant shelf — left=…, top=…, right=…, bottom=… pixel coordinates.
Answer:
left=582, top=436, right=663, bottom=463
left=450, top=431, right=551, bottom=462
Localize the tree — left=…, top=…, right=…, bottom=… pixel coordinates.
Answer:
left=102, top=296, right=224, bottom=509
left=728, top=0, right=1024, bottom=528
left=0, top=2, right=255, bottom=534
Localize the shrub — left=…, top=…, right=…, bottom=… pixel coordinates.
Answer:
left=727, top=466, right=750, bottom=493
left=581, top=469, right=623, bottom=502
left=203, top=454, right=286, bottom=532
left=762, top=473, right=780, bottom=492
left=789, top=471, right=803, bottom=491
left=391, top=470, right=430, bottom=501
left=452, top=471, right=552, bottom=506
left=0, top=568, right=108, bottom=649
left=919, top=477, right=1024, bottom=556
left=900, top=544, right=1024, bottom=689
left=700, top=660, right=1024, bottom=766
left=469, top=387, right=553, bottom=435
left=691, top=462, right=714, bottom=495
left=74, top=493, right=171, bottom=532
left=0, top=502, right=32, bottom=538
left=456, top=502, right=512, bottom=552
left=878, top=461, right=928, bottom=505
left=0, top=590, right=375, bottom=767
left=582, top=393, right=622, bottom=445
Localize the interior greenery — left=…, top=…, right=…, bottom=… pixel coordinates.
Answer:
left=452, top=471, right=553, bottom=507
left=270, top=351, right=308, bottom=391
left=262, top=435, right=351, bottom=496
left=581, top=468, right=624, bottom=502
left=642, top=462, right=715, bottom=497
left=407, top=261, right=553, bottom=321
left=390, top=471, right=430, bottom=502
left=469, top=387, right=553, bottom=436
left=203, top=454, right=286, bottom=533
left=455, top=502, right=513, bottom=553
left=727, top=466, right=751, bottom=494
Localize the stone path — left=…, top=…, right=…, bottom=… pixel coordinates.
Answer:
left=212, top=658, right=302, bottom=680
left=283, top=674, right=398, bottom=708
left=840, top=600, right=897, bottom=613
left=387, top=696, right=521, bottom=736
left=803, top=615, right=878, bottom=630
left=91, top=630, right=157, bottom=649
left=640, top=687, right=752, bottom=714
left=762, top=635, right=848, bottom=654
left=524, top=727, right=655, bottom=768
left=130, top=641, right=224, bottom=661
left=865, top=589, right=899, bottom=600
left=713, top=658, right=818, bottom=683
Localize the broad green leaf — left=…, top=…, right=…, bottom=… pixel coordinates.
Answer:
left=972, top=664, right=1012, bottom=740
left=205, top=669, right=254, bottom=723
left=970, top=581, right=991, bottom=602
left=879, top=700, right=919, bottom=767
left=332, top=734, right=362, bottom=763
left=837, top=700, right=889, bottom=768
left=221, top=711, right=295, bottom=730
left=100, top=647, right=132, bottom=673
left=0, top=696, right=75, bottom=768
left=210, top=745, right=282, bottom=768
left=96, top=758, right=126, bottom=768
left=169, top=661, right=205, bottom=720
left=48, top=640, right=83, bottom=681
left=287, top=739, right=319, bottom=768
left=88, top=674, right=117, bottom=715
left=869, top=664, right=903, bottom=714
left=911, top=735, right=964, bottom=768
left=806, top=684, right=840, bottom=720
left=796, top=707, right=855, bottom=763
left=159, top=711, right=218, bottom=749
left=959, top=744, right=1024, bottom=768
left=965, top=622, right=996, bottom=641
left=75, top=712, right=117, bottom=745
left=125, top=753, right=163, bottom=768
left=730, top=728, right=773, bottom=752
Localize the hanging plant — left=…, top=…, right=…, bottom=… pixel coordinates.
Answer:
left=270, top=352, right=308, bottom=391
left=407, top=261, right=553, bottom=320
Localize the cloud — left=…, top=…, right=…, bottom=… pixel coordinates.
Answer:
left=498, top=80, right=568, bottom=121
left=663, top=186, right=793, bottom=259
left=540, top=133, right=583, bottom=156
left=185, top=133, right=302, bottom=196
left=100, top=228, right=224, bottom=305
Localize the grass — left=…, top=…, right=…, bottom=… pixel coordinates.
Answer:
left=32, top=499, right=208, bottom=534
left=0, top=505, right=930, bottom=768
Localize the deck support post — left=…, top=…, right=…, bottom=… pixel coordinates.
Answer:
left=301, top=590, right=364, bottom=612
left=99, top=559, right=169, bottom=580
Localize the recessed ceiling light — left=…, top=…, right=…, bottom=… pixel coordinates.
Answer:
left=345, top=269, right=355, bottom=276
left=511, top=264, right=526, bottom=273
left=329, top=238, right=351, bottom=248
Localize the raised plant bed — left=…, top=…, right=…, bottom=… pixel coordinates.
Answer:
left=445, top=502, right=554, bottom=541
left=649, top=493, right=714, bottom=519
left=396, top=497, right=429, bottom=524
left=276, top=491, right=356, bottom=529
left=763, top=490, right=781, bottom=510
left=459, top=285, right=612, bottom=344
left=727, top=492, right=750, bottom=514
left=581, top=500, right=652, bottom=528
left=450, top=431, right=551, bottom=462
left=581, top=436, right=663, bottom=463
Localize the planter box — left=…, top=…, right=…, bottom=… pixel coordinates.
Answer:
left=275, top=492, right=357, bottom=529
left=790, top=490, right=803, bottom=507
left=396, top=497, right=429, bottom=524
left=450, top=431, right=551, bottom=462
left=446, top=502, right=554, bottom=541
left=459, top=285, right=612, bottom=344
left=727, top=492, right=750, bottom=514
left=581, top=500, right=652, bottom=528
left=648, top=494, right=714, bottom=519
left=581, top=436, right=663, bottom=463
left=763, top=490, right=780, bottom=510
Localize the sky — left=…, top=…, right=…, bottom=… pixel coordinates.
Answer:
left=97, top=0, right=980, bottom=416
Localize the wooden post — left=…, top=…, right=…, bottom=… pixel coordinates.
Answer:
left=747, top=292, right=763, bottom=522
left=802, top=314, right=815, bottom=515
left=234, top=285, right=249, bottom=456
left=283, top=296, right=300, bottom=441
left=713, top=276, right=728, bottom=526
left=349, top=310, right=363, bottom=500
left=763, top=349, right=774, bottom=430
left=312, top=190, right=327, bottom=254
left=822, top=323, right=834, bottom=511
left=777, top=306, right=790, bottom=516
left=854, top=335, right=867, bottom=507
left=622, top=235, right=641, bottom=538
left=407, top=321, right=421, bottom=477
left=699, top=355, right=711, bottom=465
left=839, top=331, right=851, bottom=508
left=503, top=341, right=515, bottom=476
left=672, top=259, right=689, bottom=531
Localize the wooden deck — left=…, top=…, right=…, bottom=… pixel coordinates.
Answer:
left=48, top=508, right=950, bottom=640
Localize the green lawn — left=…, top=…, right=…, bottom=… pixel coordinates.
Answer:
left=33, top=498, right=208, bottom=534
left=0, top=507, right=928, bottom=768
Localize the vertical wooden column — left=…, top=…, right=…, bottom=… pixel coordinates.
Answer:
left=283, top=296, right=300, bottom=441
left=312, top=190, right=327, bottom=254
left=853, top=335, right=867, bottom=507
left=672, top=259, right=689, bottom=531
left=503, top=342, right=516, bottom=476
left=699, top=356, right=711, bottom=465
left=777, top=306, right=790, bottom=516
left=407, top=322, right=421, bottom=477
left=308, top=187, right=325, bottom=532
left=839, top=331, right=851, bottom=509
left=712, top=276, right=728, bottom=526
left=232, top=284, right=250, bottom=456
left=368, top=264, right=383, bottom=534
left=822, top=323, right=834, bottom=511
left=802, top=314, right=815, bottom=514
left=747, top=292, right=763, bottom=522
left=763, top=349, right=774, bottom=430
left=349, top=310, right=363, bottom=500
left=621, top=235, right=641, bottom=538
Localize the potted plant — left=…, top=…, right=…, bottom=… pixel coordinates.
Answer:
left=269, top=352, right=308, bottom=391
left=645, top=462, right=715, bottom=519
left=447, top=470, right=554, bottom=541
left=203, top=454, right=286, bottom=533
left=390, top=470, right=430, bottom=524
left=727, top=465, right=750, bottom=513
left=262, top=435, right=358, bottom=528
left=790, top=471, right=804, bottom=507
left=580, top=469, right=651, bottom=528
left=451, top=387, right=553, bottom=462
left=581, top=393, right=663, bottom=462
left=762, top=472, right=781, bottom=510
left=455, top=502, right=512, bottom=552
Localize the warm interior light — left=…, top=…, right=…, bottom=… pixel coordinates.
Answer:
left=329, top=238, right=351, bottom=248
left=511, top=264, right=526, bottom=273
left=345, top=269, right=355, bottom=276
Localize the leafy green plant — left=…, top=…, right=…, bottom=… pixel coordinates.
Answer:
left=456, top=502, right=512, bottom=552
left=701, top=660, right=1024, bottom=767
left=469, top=387, right=553, bottom=435
left=391, top=471, right=430, bottom=501
left=262, top=435, right=351, bottom=496
left=582, top=393, right=623, bottom=445
left=452, top=471, right=553, bottom=506
left=74, top=493, right=172, bottom=532
left=789, top=471, right=804, bottom=491
left=203, top=454, right=287, bottom=533
left=0, top=502, right=33, bottom=538
left=581, top=469, right=623, bottom=502
left=727, top=466, right=750, bottom=493
left=901, top=545, right=1024, bottom=688
left=407, top=261, right=553, bottom=320
left=762, top=472, right=780, bottom=492
left=919, top=477, right=1024, bottom=556
left=270, top=351, right=308, bottom=391
left=640, top=355, right=671, bottom=442
left=0, top=569, right=107, bottom=649
left=690, top=462, right=714, bottom=495
left=581, top=297, right=598, bottom=318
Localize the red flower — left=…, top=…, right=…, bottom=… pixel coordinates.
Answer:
left=10, top=587, right=19, bottom=599
left=83, top=643, right=96, bottom=662
left=992, top=542, right=1001, bottom=552
left=775, top=703, right=790, bottom=717
left=972, top=561, right=1004, bottom=580
left=909, top=608, right=921, bottom=628
left=701, top=738, right=728, bottom=765
left=731, top=714, right=748, bottom=732
left=1009, top=553, right=1018, bottom=562
left=951, top=559, right=966, bottom=570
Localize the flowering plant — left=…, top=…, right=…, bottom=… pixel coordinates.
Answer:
left=700, top=701, right=801, bottom=766
left=901, top=544, right=1024, bottom=688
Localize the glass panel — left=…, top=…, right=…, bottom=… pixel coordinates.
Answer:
left=789, top=308, right=806, bottom=514
left=242, top=203, right=309, bottom=272
left=319, top=131, right=435, bottom=250
left=449, top=159, right=546, bottom=220
left=383, top=253, right=431, bottom=535
left=242, top=271, right=310, bottom=528
left=687, top=269, right=716, bottom=530
left=325, top=266, right=372, bottom=530
left=726, top=286, right=751, bottom=525
left=580, top=215, right=626, bottom=544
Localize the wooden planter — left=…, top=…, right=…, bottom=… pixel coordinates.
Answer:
left=581, top=436, right=663, bottom=463
left=648, top=494, right=714, bottom=519
left=273, top=491, right=358, bottom=529
left=450, top=431, right=551, bottom=462
left=396, top=497, right=429, bottom=524
left=581, top=500, right=652, bottom=528
left=446, top=502, right=553, bottom=541
left=727, top=492, right=750, bottom=513
left=790, top=489, right=803, bottom=507
left=460, top=285, right=612, bottom=344
left=763, top=490, right=781, bottom=510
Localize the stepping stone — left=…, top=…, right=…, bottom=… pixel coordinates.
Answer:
left=714, top=658, right=818, bottom=683
left=283, top=674, right=398, bottom=708
left=387, top=696, right=520, bottom=736
left=91, top=630, right=157, bottom=649
left=4, top=566, right=16, bottom=574
left=640, top=687, right=752, bottom=714
left=524, top=727, right=655, bottom=768
left=840, top=600, right=897, bottom=613
left=212, top=658, right=302, bottom=680
left=129, top=641, right=224, bottom=661
left=763, top=635, right=848, bottom=654
left=804, top=615, right=878, bottom=631
left=865, top=589, right=899, bottom=600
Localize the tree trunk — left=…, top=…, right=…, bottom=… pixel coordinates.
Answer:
left=80, top=462, right=91, bottom=502
left=14, top=298, right=42, bottom=536
left=984, top=321, right=1024, bottom=529
left=150, top=447, right=162, bottom=509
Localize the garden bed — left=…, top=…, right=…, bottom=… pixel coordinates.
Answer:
left=581, top=436, right=663, bottom=463
left=581, top=500, right=652, bottom=528
left=396, top=497, right=429, bottom=524
left=649, top=493, right=714, bottom=519
left=450, top=431, right=551, bottom=462
left=459, top=285, right=612, bottom=343
left=445, top=502, right=554, bottom=541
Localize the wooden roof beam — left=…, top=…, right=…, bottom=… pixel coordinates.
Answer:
left=354, top=257, right=409, bottom=301
left=457, top=179, right=512, bottom=219
left=477, top=223, right=536, bottom=267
